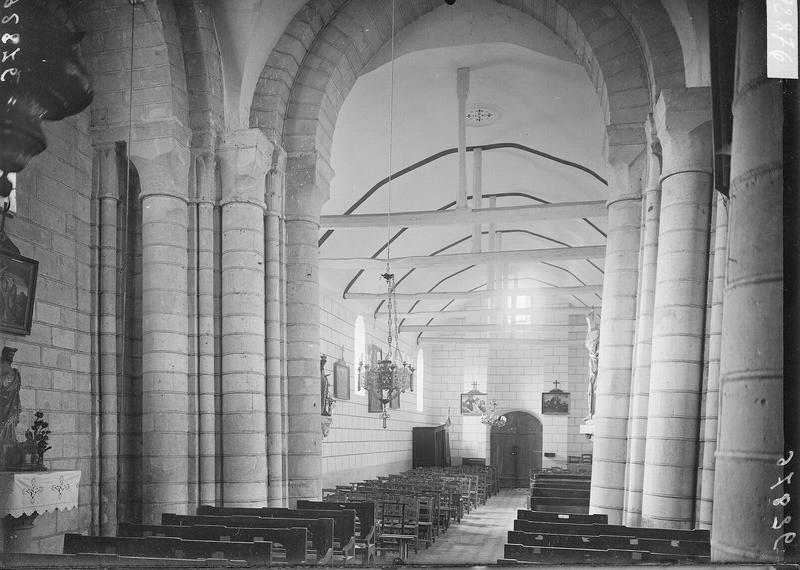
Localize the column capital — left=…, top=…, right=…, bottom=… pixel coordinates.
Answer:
left=217, top=128, right=273, bottom=209
left=606, top=153, right=644, bottom=208
left=644, top=114, right=662, bottom=194
left=285, top=151, right=334, bottom=220
left=653, top=87, right=713, bottom=179
left=132, top=137, right=191, bottom=203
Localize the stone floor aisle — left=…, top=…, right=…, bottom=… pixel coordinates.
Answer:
left=406, top=488, right=528, bottom=565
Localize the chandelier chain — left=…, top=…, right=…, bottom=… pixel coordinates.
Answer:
left=386, top=0, right=395, bottom=269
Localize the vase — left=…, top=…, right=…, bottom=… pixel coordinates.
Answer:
left=35, top=454, right=45, bottom=471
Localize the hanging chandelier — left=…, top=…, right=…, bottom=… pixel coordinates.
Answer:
left=481, top=400, right=507, bottom=428
left=356, top=0, right=415, bottom=429
left=358, top=272, right=414, bottom=429
left=0, top=0, right=93, bottom=195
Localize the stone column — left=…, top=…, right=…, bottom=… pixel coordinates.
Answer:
left=623, top=117, right=661, bottom=527
left=696, top=193, right=727, bottom=529
left=195, top=153, right=217, bottom=506
left=134, top=136, right=191, bottom=524
left=589, top=152, right=643, bottom=524
left=266, top=146, right=286, bottom=506
left=641, top=87, right=713, bottom=529
left=96, top=143, right=119, bottom=534
left=216, top=129, right=272, bottom=507
left=285, top=158, right=331, bottom=504
left=711, top=0, right=783, bottom=559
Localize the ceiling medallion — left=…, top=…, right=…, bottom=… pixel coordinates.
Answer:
left=465, top=104, right=500, bottom=127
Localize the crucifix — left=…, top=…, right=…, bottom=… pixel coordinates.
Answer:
left=552, top=378, right=560, bottom=390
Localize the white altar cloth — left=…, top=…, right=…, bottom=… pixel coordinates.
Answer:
left=0, top=470, right=80, bottom=517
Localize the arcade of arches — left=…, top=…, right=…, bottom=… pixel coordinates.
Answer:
left=0, top=0, right=790, bottom=563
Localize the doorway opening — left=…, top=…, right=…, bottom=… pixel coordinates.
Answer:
left=490, top=411, right=542, bottom=489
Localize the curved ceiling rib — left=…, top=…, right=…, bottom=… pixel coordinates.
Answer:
left=358, top=227, right=602, bottom=331
left=338, top=192, right=605, bottom=299
left=319, top=143, right=608, bottom=247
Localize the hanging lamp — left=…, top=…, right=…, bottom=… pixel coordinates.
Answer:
left=0, top=0, right=93, bottom=194
left=357, top=0, right=414, bottom=429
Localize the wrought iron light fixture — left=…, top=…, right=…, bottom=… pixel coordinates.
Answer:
left=0, top=0, right=93, bottom=194
left=356, top=0, right=415, bottom=429
left=481, top=400, right=507, bottom=428
left=358, top=272, right=414, bottom=429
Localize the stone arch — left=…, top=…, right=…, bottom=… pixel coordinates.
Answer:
left=250, top=0, right=686, bottom=192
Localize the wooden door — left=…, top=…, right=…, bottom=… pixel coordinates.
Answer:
left=490, top=411, right=542, bottom=488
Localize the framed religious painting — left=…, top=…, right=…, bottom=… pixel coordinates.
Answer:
left=460, top=391, right=487, bottom=416
left=333, top=359, right=350, bottom=400
left=542, top=389, right=570, bottom=415
left=0, top=249, right=38, bottom=335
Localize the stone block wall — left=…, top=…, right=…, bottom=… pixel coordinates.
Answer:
left=318, top=290, right=436, bottom=487
left=0, top=116, right=94, bottom=553
left=424, top=308, right=594, bottom=471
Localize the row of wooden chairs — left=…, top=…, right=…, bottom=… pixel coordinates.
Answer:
left=322, top=465, right=497, bottom=561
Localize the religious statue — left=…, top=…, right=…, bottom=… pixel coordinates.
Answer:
left=584, top=311, right=600, bottom=421
left=0, top=347, right=21, bottom=442
left=320, top=355, right=335, bottom=439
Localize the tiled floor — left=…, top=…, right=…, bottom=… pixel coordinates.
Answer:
left=406, top=488, right=529, bottom=565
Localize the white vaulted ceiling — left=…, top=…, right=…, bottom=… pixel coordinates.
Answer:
left=319, top=0, right=609, bottom=336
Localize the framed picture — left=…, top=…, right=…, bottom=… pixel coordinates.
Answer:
left=460, top=392, right=487, bottom=416
left=333, top=359, right=350, bottom=400
left=0, top=249, right=38, bottom=335
left=368, top=390, right=383, bottom=413
left=542, top=390, right=570, bottom=415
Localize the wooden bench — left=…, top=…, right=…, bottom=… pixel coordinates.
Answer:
left=196, top=505, right=356, bottom=562
left=118, top=522, right=307, bottom=564
left=63, top=534, right=273, bottom=564
left=531, top=487, right=591, bottom=499
left=298, top=499, right=376, bottom=564
left=513, top=519, right=711, bottom=542
left=515, top=510, right=608, bottom=524
left=508, top=530, right=710, bottom=559
left=505, top=542, right=652, bottom=564
left=5, top=552, right=247, bottom=567
left=162, top=513, right=334, bottom=564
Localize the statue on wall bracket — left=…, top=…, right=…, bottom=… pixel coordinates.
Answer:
left=584, top=310, right=600, bottom=421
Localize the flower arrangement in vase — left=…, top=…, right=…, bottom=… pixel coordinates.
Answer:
left=24, top=411, right=51, bottom=470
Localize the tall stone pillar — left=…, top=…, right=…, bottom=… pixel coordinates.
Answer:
left=96, top=143, right=119, bottom=534
left=641, top=87, right=713, bottom=529
left=711, top=0, right=783, bottom=559
left=285, top=159, right=331, bottom=504
left=623, top=117, right=661, bottom=527
left=134, top=136, right=191, bottom=524
left=589, top=152, right=643, bottom=524
left=216, top=129, right=272, bottom=507
left=265, top=146, right=286, bottom=506
left=696, top=193, right=727, bottom=529
left=195, top=153, right=217, bottom=506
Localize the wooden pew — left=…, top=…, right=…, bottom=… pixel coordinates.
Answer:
left=504, top=542, right=651, bottom=564
left=513, top=519, right=711, bottom=542
left=297, top=499, right=376, bottom=564
left=162, top=513, right=334, bottom=564
left=529, top=496, right=589, bottom=513
left=195, top=505, right=356, bottom=562
left=531, top=487, right=590, bottom=499
left=515, top=510, right=608, bottom=524
left=508, top=530, right=710, bottom=559
left=7, top=552, right=247, bottom=567
left=63, top=534, right=272, bottom=564
left=118, top=522, right=307, bottom=565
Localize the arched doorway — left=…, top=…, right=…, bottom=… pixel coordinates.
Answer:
left=491, top=411, right=542, bottom=489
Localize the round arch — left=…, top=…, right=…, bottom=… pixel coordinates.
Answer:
left=250, top=0, right=687, bottom=192
left=490, top=409, right=543, bottom=489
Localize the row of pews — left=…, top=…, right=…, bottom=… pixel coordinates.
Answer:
left=41, top=465, right=495, bottom=566
left=502, top=472, right=711, bottom=564
left=529, top=471, right=591, bottom=514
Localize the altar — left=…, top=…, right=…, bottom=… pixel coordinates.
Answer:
left=0, top=470, right=81, bottom=518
